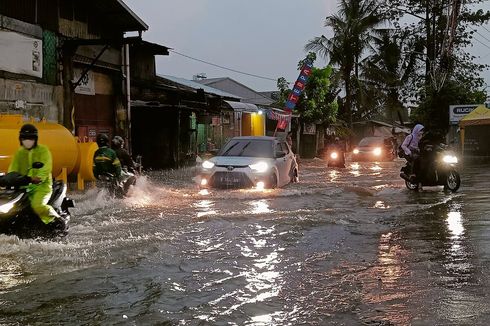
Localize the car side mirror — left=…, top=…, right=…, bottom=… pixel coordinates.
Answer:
left=275, top=151, right=286, bottom=158
left=32, top=162, right=44, bottom=169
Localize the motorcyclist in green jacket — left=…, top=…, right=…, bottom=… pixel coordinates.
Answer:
left=93, top=133, right=122, bottom=179
left=8, top=124, right=60, bottom=224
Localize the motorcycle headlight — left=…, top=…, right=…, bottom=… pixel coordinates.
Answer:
left=373, top=147, right=382, bottom=156
left=0, top=194, right=23, bottom=214
left=443, top=155, right=458, bottom=164
left=330, top=152, right=338, bottom=159
left=353, top=149, right=359, bottom=155
left=249, top=161, right=269, bottom=173
left=202, top=160, right=215, bottom=169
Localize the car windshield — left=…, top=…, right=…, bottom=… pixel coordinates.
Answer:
left=359, top=137, right=384, bottom=147
left=218, top=139, right=273, bottom=158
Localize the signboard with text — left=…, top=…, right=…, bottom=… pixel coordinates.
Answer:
left=0, top=31, right=42, bottom=78
left=449, top=104, right=480, bottom=124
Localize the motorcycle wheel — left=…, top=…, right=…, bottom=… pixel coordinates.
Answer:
left=405, top=180, right=419, bottom=191
left=444, top=170, right=461, bottom=192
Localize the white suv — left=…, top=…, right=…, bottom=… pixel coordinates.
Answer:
left=199, top=136, right=298, bottom=189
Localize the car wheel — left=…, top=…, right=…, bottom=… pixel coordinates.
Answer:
left=291, top=169, right=299, bottom=183
left=268, top=173, right=278, bottom=189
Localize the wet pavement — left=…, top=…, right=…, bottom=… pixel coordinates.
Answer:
left=0, top=158, right=489, bottom=325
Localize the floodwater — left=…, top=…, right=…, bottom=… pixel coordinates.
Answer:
left=0, top=159, right=489, bottom=325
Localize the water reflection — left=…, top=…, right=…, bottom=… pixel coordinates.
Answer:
left=249, top=200, right=273, bottom=215
left=360, top=232, right=413, bottom=325
left=443, top=205, right=471, bottom=279
left=0, top=258, right=27, bottom=291
left=370, top=164, right=382, bottom=171
left=328, top=170, right=339, bottom=182
left=220, top=225, right=284, bottom=323
left=194, top=199, right=217, bottom=218
left=349, top=163, right=360, bottom=177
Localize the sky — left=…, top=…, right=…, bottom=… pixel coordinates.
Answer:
left=123, top=1, right=490, bottom=93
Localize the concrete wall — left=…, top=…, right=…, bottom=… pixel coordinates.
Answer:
left=0, top=78, right=62, bottom=122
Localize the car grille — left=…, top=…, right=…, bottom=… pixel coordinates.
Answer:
left=211, top=172, right=253, bottom=188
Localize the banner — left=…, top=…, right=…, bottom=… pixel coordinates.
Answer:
left=275, top=58, right=314, bottom=132
left=284, top=58, right=314, bottom=112
left=0, top=31, right=43, bottom=78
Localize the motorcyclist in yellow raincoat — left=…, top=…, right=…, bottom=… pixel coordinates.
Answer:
left=8, top=124, right=60, bottom=224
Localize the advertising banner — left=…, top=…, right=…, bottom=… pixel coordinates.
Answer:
left=0, top=31, right=43, bottom=78
left=449, top=104, right=480, bottom=124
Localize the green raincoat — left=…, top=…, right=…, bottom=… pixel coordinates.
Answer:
left=8, top=144, right=59, bottom=224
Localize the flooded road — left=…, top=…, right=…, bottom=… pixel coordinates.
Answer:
left=0, top=159, right=489, bottom=325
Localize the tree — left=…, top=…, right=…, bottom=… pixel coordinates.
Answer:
left=305, top=0, right=383, bottom=127
left=359, top=28, right=423, bottom=121
left=276, top=54, right=339, bottom=124
left=383, top=0, right=490, bottom=130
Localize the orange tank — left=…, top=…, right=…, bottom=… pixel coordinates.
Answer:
left=0, top=115, right=79, bottom=178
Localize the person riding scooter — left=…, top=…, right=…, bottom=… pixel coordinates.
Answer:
left=93, top=133, right=122, bottom=180
left=8, top=124, right=63, bottom=226
left=327, top=137, right=346, bottom=167
left=111, top=136, right=137, bottom=173
left=400, top=124, right=425, bottom=179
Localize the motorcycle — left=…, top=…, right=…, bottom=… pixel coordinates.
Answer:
left=326, top=146, right=346, bottom=168
left=97, top=169, right=137, bottom=198
left=400, top=144, right=461, bottom=192
left=0, top=169, right=74, bottom=238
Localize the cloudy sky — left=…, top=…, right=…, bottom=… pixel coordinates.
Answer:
left=124, top=1, right=490, bottom=93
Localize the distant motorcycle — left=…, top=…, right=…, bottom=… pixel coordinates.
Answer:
left=326, top=145, right=346, bottom=168
left=97, top=170, right=137, bottom=198
left=400, top=144, right=461, bottom=192
left=0, top=169, right=74, bottom=238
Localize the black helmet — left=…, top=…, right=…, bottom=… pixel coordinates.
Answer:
left=96, top=133, right=109, bottom=147
left=112, top=135, right=124, bottom=149
left=19, top=124, right=38, bottom=140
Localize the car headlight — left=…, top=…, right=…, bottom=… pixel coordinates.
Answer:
left=330, top=152, right=338, bottom=159
left=249, top=161, right=269, bottom=173
left=373, top=147, right=382, bottom=156
left=353, top=149, right=359, bottom=154
left=202, top=160, right=215, bottom=169
left=443, top=155, right=458, bottom=164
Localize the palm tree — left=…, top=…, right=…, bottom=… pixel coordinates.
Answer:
left=360, top=28, right=424, bottom=121
left=305, top=0, right=383, bottom=127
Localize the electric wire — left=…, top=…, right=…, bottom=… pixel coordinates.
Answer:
left=169, top=49, right=280, bottom=83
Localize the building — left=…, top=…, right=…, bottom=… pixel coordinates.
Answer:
left=0, top=0, right=148, bottom=143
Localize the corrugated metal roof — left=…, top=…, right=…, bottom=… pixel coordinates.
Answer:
left=159, top=75, right=241, bottom=100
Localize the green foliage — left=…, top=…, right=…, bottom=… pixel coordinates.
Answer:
left=297, top=65, right=339, bottom=123
left=276, top=56, right=338, bottom=124
left=411, top=80, right=487, bottom=132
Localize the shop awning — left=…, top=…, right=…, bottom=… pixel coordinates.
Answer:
left=459, top=105, right=490, bottom=127
left=224, top=100, right=260, bottom=112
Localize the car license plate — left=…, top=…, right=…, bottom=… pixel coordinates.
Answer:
left=221, top=174, right=239, bottom=184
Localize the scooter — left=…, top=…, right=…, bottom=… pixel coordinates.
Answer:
left=327, top=149, right=346, bottom=168
left=0, top=169, right=74, bottom=238
left=400, top=144, right=461, bottom=192
left=97, top=169, right=137, bottom=198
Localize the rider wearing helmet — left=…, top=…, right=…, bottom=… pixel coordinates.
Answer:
left=111, top=136, right=135, bottom=173
left=8, top=124, right=61, bottom=224
left=93, top=133, right=121, bottom=179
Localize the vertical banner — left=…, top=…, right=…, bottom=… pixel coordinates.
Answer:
left=275, top=58, right=314, bottom=132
